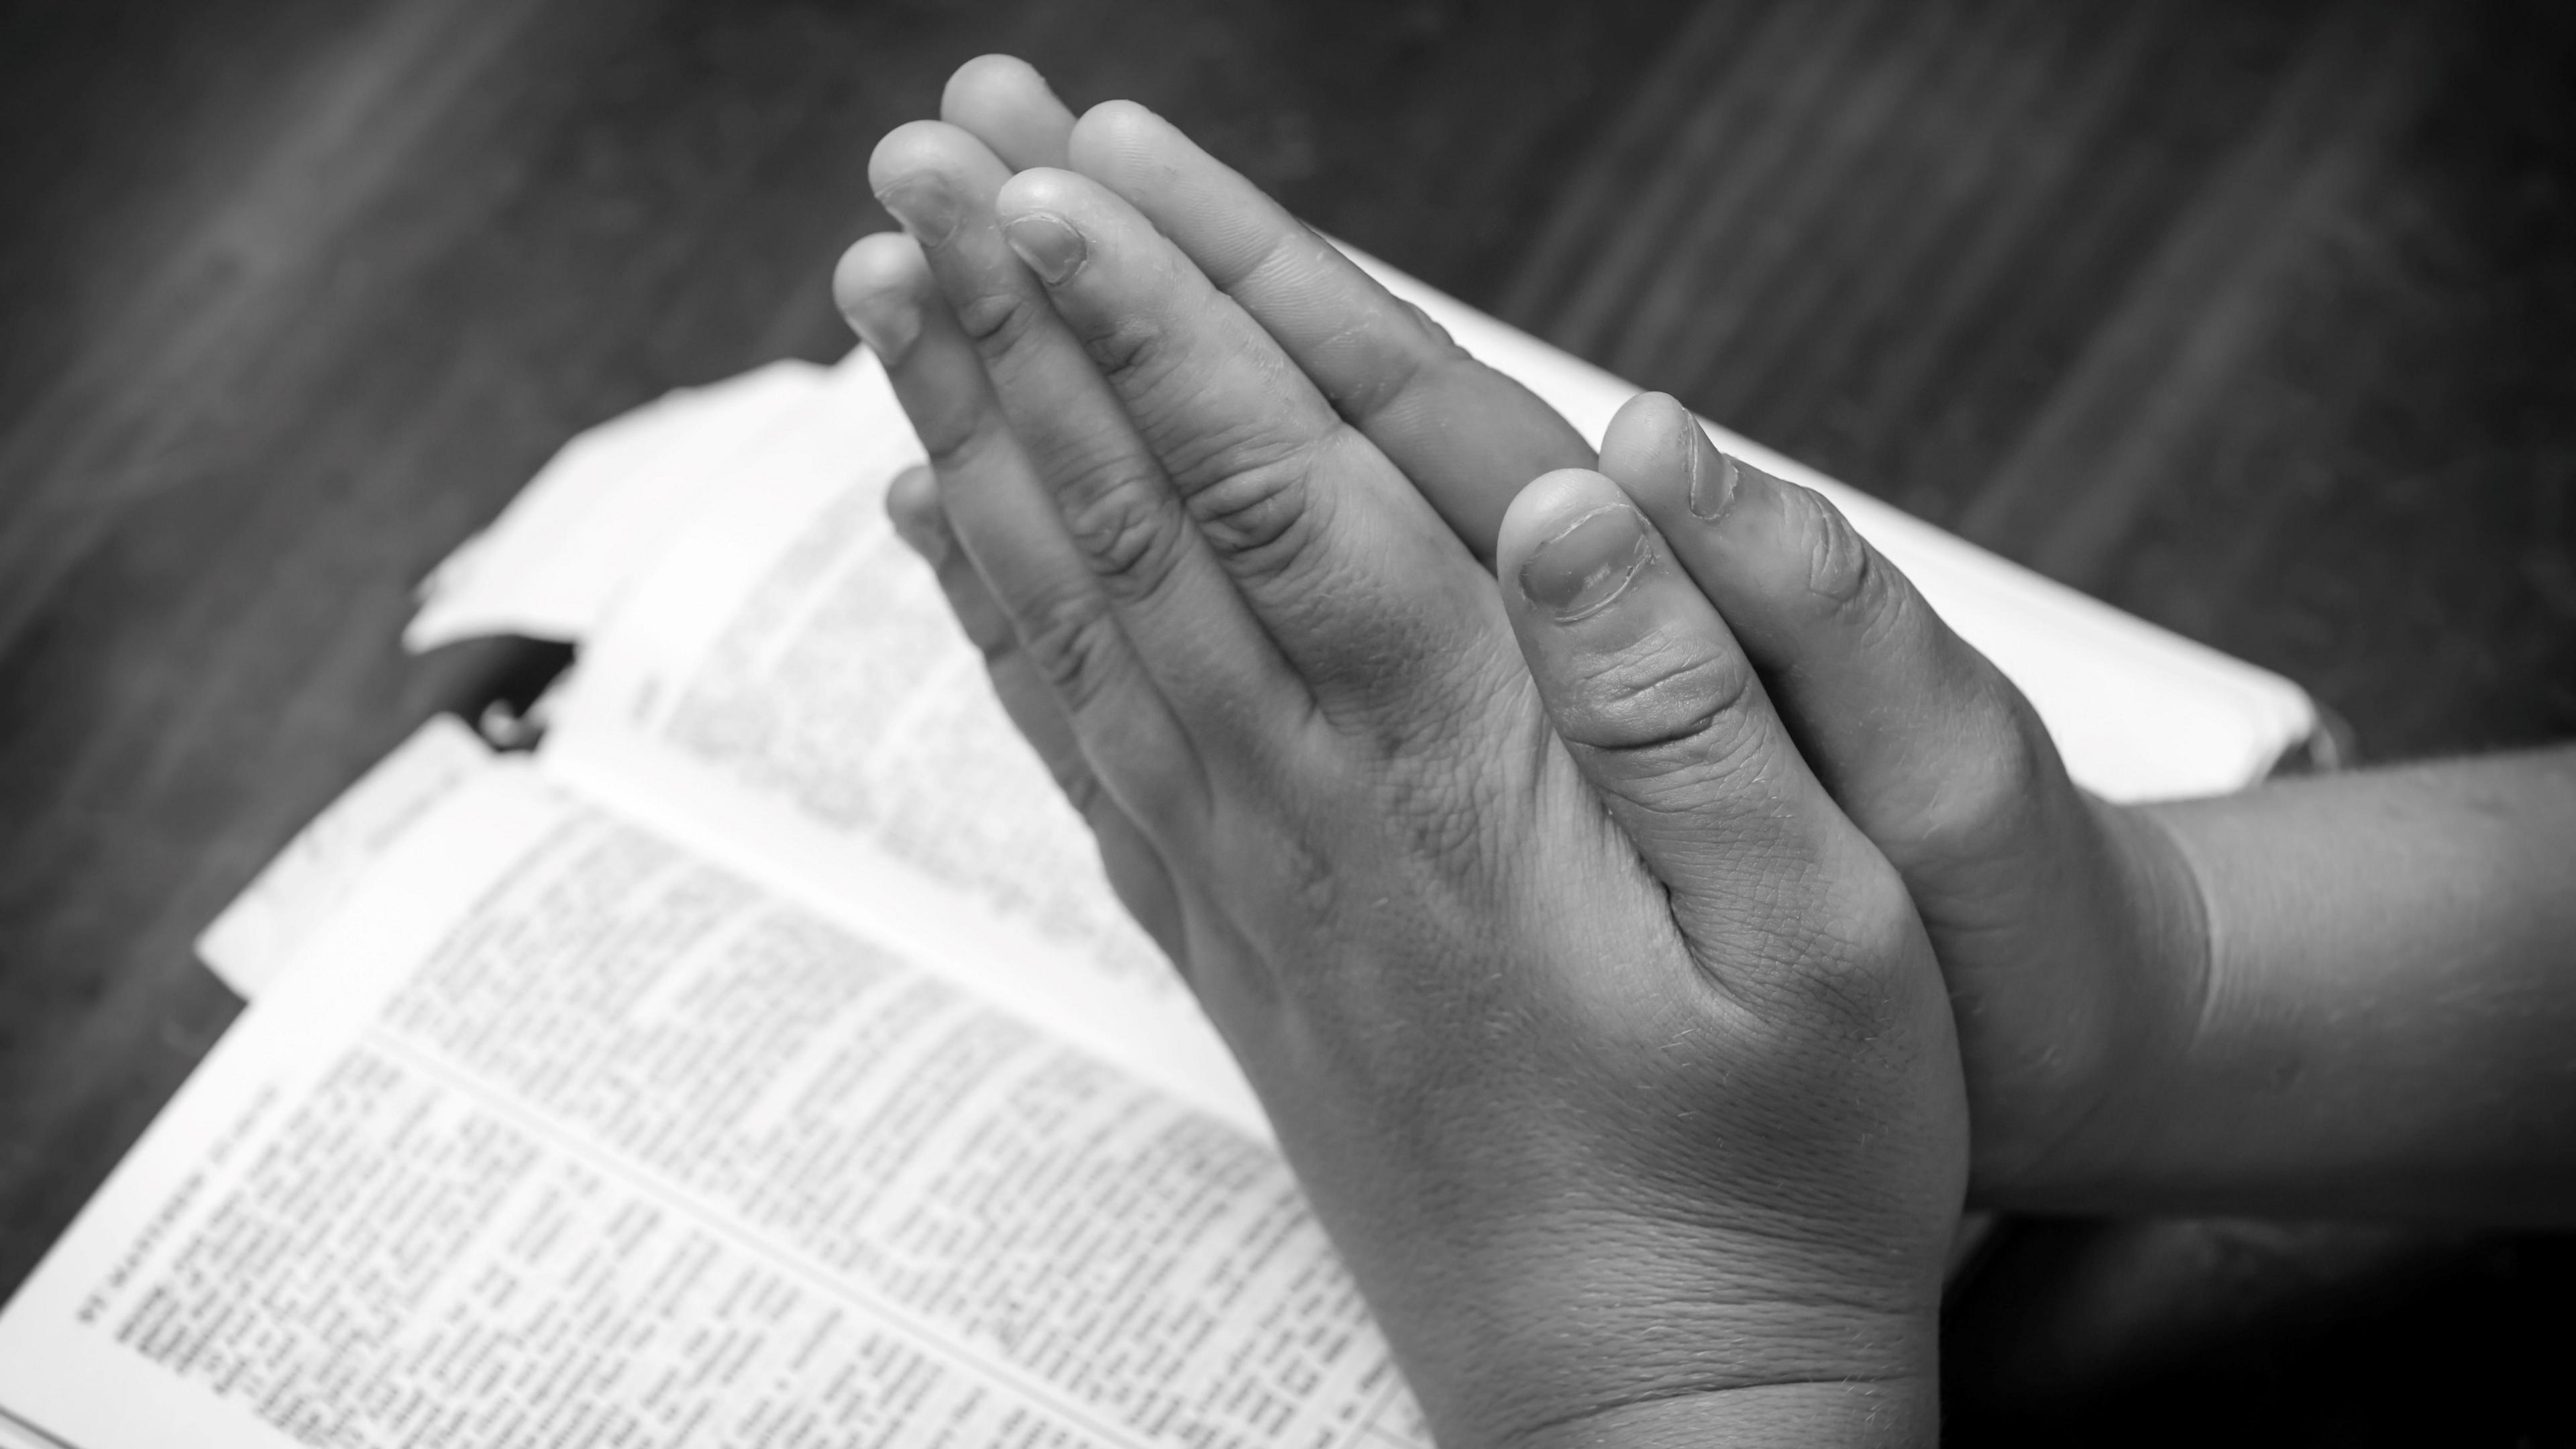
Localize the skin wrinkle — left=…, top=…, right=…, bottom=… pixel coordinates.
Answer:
left=1796, top=486, right=1877, bottom=608
left=1501, top=1375, right=1939, bottom=1449
left=1499, top=1251, right=1930, bottom=1356
left=1214, top=199, right=1324, bottom=305
left=850, top=241, right=1212, bottom=971
left=1318, top=598, right=1507, bottom=752
left=1375, top=751, right=1512, bottom=886
left=1182, top=445, right=1325, bottom=573
left=858, top=308, right=1221, bottom=846
left=1566, top=704, right=1774, bottom=827
left=1684, top=861, right=1914, bottom=1027
left=1006, top=584, right=1151, bottom=739
left=1028, top=212, right=1481, bottom=701
left=2049, top=797, right=2221, bottom=1189
left=904, top=497, right=1118, bottom=820
left=1079, top=107, right=1589, bottom=555
left=939, top=242, right=1055, bottom=356
left=1313, top=309, right=1434, bottom=417
left=1393, top=1088, right=1915, bottom=1295
left=1143, top=361, right=1307, bottom=474
left=1127, top=343, right=1333, bottom=498
left=1500, top=1209, right=1934, bottom=1326
left=915, top=391, right=1023, bottom=480
left=857, top=75, right=1974, bottom=1444
left=1053, top=452, right=1195, bottom=599
left=1073, top=110, right=1595, bottom=574
left=1557, top=623, right=1752, bottom=752
left=1074, top=301, right=1186, bottom=398
left=1834, top=542, right=1919, bottom=657
left=1896, top=705, right=2047, bottom=855
left=1598, top=383, right=2214, bottom=1197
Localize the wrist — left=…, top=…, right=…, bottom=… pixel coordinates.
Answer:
left=2096, top=794, right=2218, bottom=1077
left=1496, top=1375, right=1940, bottom=1449
left=1399, top=1283, right=1943, bottom=1449
left=2002, top=794, right=2214, bottom=1203
left=1961, top=794, right=2213, bottom=1207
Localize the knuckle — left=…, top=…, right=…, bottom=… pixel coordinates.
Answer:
left=1181, top=431, right=1330, bottom=579
left=1079, top=253, right=1235, bottom=406
left=951, top=283, right=1048, bottom=358
left=1792, top=486, right=1890, bottom=620
left=1012, top=586, right=1128, bottom=719
left=1273, top=824, right=1343, bottom=930
left=1718, top=856, right=1925, bottom=1040
left=1220, top=219, right=1306, bottom=299
left=1054, top=461, right=1189, bottom=603
left=1328, top=315, right=1450, bottom=420
left=1602, top=721, right=1768, bottom=824
left=1800, top=875, right=1936, bottom=1035
left=1913, top=683, right=2055, bottom=849
left=1585, top=736, right=1776, bottom=833
left=920, top=413, right=1012, bottom=484
left=1083, top=309, right=1169, bottom=392
left=1326, top=642, right=1518, bottom=768
left=1362, top=738, right=1496, bottom=870
left=1558, top=629, right=1760, bottom=768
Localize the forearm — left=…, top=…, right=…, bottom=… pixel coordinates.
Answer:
left=2100, top=745, right=2576, bottom=1222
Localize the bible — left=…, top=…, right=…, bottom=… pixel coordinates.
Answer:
left=0, top=256, right=2314, bottom=1449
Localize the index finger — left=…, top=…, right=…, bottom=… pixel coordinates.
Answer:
left=1064, top=100, right=1595, bottom=561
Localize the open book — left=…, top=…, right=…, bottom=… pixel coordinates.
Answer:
left=0, top=256, right=2314, bottom=1449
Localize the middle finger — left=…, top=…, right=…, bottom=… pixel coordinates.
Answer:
left=989, top=164, right=1508, bottom=719
left=868, top=120, right=1307, bottom=754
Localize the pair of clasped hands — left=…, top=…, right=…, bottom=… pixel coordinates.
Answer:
left=833, top=56, right=2576, bottom=1449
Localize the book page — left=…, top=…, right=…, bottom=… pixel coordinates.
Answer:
left=195, top=714, right=498, bottom=1001
left=0, top=764, right=1424, bottom=1449
left=407, top=360, right=841, bottom=651
left=534, top=352, right=1264, bottom=1140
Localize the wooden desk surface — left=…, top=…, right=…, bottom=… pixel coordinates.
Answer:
left=4, top=0, right=2571, bottom=1441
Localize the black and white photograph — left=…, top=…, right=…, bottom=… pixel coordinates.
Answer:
left=3, top=2, right=2572, bottom=1444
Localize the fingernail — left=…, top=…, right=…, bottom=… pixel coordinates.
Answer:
left=1688, top=442, right=1740, bottom=523
left=1519, top=504, right=1652, bottom=621
left=1002, top=212, right=1086, bottom=285
left=840, top=283, right=922, bottom=362
left=875, top=176, right=961, bottom=248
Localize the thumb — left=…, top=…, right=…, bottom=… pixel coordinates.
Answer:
left=1496, top=468, right=1919, bottom=1014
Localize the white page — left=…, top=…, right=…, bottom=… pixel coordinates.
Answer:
left=1, top=764, right=1426, bottom=1449
left=0, top=1409, right=67, bottom=1448
left=195, top=714, right=498, bottom=1000
left=533, top=353, right=1264, bottom=1140
left=407, top=360, right=839, bottom=651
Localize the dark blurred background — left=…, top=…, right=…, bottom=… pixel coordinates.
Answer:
left=3, top=0, right=2571, bottom=1442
